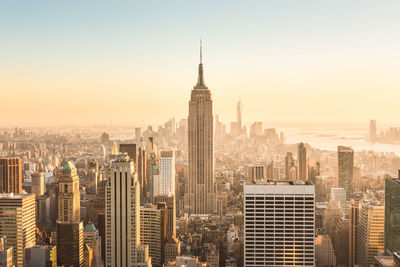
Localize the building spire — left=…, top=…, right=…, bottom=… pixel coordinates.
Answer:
left=196, top=39, right=207, bottom=89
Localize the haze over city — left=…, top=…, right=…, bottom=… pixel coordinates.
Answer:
left=1, top=0, right=400, bottom=126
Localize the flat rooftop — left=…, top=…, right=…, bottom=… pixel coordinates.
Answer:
left=247, top=180, right=313, bottom=186
left=0, top=193, right=33, bottom=200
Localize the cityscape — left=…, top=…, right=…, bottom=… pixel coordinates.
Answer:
left=1, top=1, right=400, bottom=267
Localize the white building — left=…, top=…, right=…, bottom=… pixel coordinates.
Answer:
left=105, top=154, right=151, bottom=267
left=160, top=150, right=175, bottom=196
left=244, top=181, right=315, bottom=267
left=330, top=187, right=348, bottom=215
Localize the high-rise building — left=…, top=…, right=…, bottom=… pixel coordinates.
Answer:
left=56, top=161, right=84, bottom=267
left=314, top=235, right=336, bottom=267
left=119, top=143, right=138, bottom=162
left=349, top=200, right=359, bottom=267
left=0, top=193, right=36, bottom=267
left=370, top=120, right=377, bottom=142
left=297, top=143, right=307, bottom=180
left=330, top=187, right=348, bottom=215
left=154, top=195, right=176, bottom=239
left=187, top=43, right=216, bottom=215
left=57, top=161, right=80, bottom=222
left=164, top=236, right=180, bottom=264
left=24, top=245, right=57, bottom=267
left=105, top=154, right=142, bottom=266
left=338, top=146, right=354, bottom=199
left=160, top=151, right=175, bottom=196
left=244, top=181, right=315, bottom=266
left=84, top=223, right=102, bottom=267
left=237, top=100, right=243, bottom=132
left=57, top=221, right=84, bottom=266
left=31, top=172, right=45, bottom=197
left=140, top=203, right=167, bottom=267
left=249, top=122, right=262, bottom=138
left=0, top=158, right=22, bottom=193
left=284, top=152, right=296, bottom=180
left=358, top=200, right=384, bottom=266
left=247, top=164, right=264, bottom=182
left=385, top=178, right=400, bottom=255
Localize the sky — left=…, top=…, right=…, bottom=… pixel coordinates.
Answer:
left=1, top=0, right=400, bottom=127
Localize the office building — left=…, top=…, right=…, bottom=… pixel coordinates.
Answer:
left=84, top=223, right=102, bottom=267
left=24, top=245, right=57, bottom=267
left=0, top=193, right=36, bottom=267
left=160, top=151, right=175, bottom=196
left=385, top=178, right=400, bottom=255
left=105, top=154, right=143, bottom=266
left=31, top=172, right=45, bottom=197
left=349, top=200, right=359, bottom=267
left=57, top=161, right=80, bottom=222
left=314, top=235, right=336, bottom=267
left=284, top=152, right=296, bottom=180
left=154, top=195, right=176, bottom=238
left=187, top=44, right=216, bottom=215
left=56, top=162, right=84, bottom=267
left=330, top=187, right=348, bottom=215
left=0, top=157, right=22, bottom=193
left=244, top=181, right=315, bottom=266
left=358, top=200, right=384, bottom=266
left=338, top=146, right=354, bottom=199
left=140, top=203, right=167, bottom=267
left=297, top=143, right=307, bottom=180
left=164, top=236, right=180, bottom=264
left=247, top=164, right=264, bottom=182
left=57, top=221, right=84, bottom=266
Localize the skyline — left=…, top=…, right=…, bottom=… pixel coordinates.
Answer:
left=1, top=1, right=400, bottom=126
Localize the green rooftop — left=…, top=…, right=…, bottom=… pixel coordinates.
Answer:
left=63, top=161, right=75, bottom=170
left=84, top=223, right=97, bottom=232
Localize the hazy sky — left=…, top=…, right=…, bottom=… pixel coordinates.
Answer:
left=1, top=0, right=400, bottom=127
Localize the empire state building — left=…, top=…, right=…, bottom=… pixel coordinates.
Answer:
left=186, top=43, right=216, bottom=215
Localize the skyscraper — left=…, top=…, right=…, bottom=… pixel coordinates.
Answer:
left=56, top=161, right=83, bottom=267
left=349, top=200, right=359, bottom=267
left=187, top=43, right=216, bottom=215
left=31, top=172, right=45, bottom=197
left=154, top=195, right=176, bottom=239
left=338, top=146, right=354, bottom=199
left=105, top=154, right=142, bottom=266
left=57, top=161, right=80, bottom=223
left=385, top=177, right=400, bottom=255
left=297, top=142, right=307, bottom=180
left=370, top=119, right=377, bottom=142
left=0, top=157, right=22, bottom=193
left=140, top=203, right=167, bottom=267
left=160, top=151, right=175, bottom=196
left=244, top=181, right=315, bottom=266
left=358, top=200, right=384, bottom=266
left=0, top=193, right=36, bottom=267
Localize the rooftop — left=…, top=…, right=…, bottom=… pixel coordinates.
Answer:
left=247, top=180, right=313, bottom=186
left=63, top=161, right=75, bottom=170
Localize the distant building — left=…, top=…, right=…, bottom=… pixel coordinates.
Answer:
left=160, top=151, right=175, bottom=196
left=24, top=245, right=57, bottom=267
left=247, top=164, right=264, bottom=182
left=338, top=146, right=354, bottom=199
left=249, top=122, right=262, bottom=138
left=31, top=172, right=45, bottom=197
left=0, top=157, right=22, bottom=193
left=244, top=181, right=315, bottom=266
left=284, top=152, right=296, bottom=180
left=370, top=119, right=377, bottom=142
left=0, top=193, right=36, bottom=267
left=297, top=143, right=307, bottom=180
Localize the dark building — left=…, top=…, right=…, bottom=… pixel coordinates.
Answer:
left=119, top=143, right=138, bottom=162
left=385, top=176, right=400, bottom=255
left=57, top=221, right=84, bottom=267
left=297, top=143, right=307, bottom=180
left=0, top=157, right=22, bottom=193
left=338, top=146, right=354, bottom=199
left=154, top=195, right=176, bottom=239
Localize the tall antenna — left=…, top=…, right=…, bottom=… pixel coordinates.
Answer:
left=200, top=39, right=203, bottom=64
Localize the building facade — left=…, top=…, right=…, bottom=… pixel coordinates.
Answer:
left=160, top=151, right=175, bottom=196
left=338, top=146, right=354, bottom=199
left=0, top=158, right=22, bottom=193
left=385, top=178, right=400, bottom=255
left=244, top=181, right=315, bottom=266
